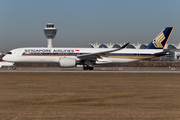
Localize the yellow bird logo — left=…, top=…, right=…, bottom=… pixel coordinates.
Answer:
left=152, top=33, right=165, bottom=48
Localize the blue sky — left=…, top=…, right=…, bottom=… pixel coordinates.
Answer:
left=0, top=0, right=180, bottom=52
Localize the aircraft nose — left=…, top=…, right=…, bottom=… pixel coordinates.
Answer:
left=2, top=56, right=7, bottom=61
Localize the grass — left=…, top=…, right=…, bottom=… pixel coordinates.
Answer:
left=0, top=72, right=180, bottom=120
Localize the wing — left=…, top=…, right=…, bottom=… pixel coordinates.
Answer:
left=77, top=42, right=130, bottom=60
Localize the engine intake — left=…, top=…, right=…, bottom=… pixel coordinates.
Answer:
left=59, top=57, right=76, bottom=67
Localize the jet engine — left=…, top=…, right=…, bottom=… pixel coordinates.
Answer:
left=59, top=57, right=76, bottom=67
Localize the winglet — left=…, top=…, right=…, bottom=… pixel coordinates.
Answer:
left=112, top=42, right=130, bottom=51
left=146, top=27, right=174, bottom=49
left=121, top=42, right=130, bottom=49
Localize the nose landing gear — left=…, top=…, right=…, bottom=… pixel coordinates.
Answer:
left=12, top=66, right=16, bottom=70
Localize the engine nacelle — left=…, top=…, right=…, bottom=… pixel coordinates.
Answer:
left=59, top=57, right=76, bottom=67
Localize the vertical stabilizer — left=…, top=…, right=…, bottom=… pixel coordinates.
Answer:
left=146, top=27, right=174, bottom=49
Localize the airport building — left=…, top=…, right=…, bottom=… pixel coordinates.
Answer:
left=43, top=23, right=57, bottom=48
left=89, top=42, right=180, bottom=61
left=89, top=42, right=180, bottom=49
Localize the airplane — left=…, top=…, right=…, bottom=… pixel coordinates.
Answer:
left=0, top=61, right=16, bottom=70
left=2, top=27, right=174, bottom=70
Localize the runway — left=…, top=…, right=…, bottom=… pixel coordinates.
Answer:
left=0, top=67, right=180, bottom=73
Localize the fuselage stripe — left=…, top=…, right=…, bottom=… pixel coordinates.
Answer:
left=22, top=53, right=155, bottom=60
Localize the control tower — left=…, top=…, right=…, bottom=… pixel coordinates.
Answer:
left=43, top=23, right=57, bottom=48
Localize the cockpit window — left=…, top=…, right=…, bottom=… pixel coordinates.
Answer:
left=7, top=52, right=12, bottom=54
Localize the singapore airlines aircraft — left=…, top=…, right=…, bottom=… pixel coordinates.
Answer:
left=2, top=27, right=173, bottom=70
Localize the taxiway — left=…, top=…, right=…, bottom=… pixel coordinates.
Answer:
left=0, top=67, right=180, bottom=73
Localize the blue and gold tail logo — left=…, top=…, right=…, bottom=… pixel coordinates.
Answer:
left=146, top=27, right=174, bottom=49
left=152, top=33, right=165, bottom=48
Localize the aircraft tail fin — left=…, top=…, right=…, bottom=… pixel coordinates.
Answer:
left=146, top=27, right=174, bottom=49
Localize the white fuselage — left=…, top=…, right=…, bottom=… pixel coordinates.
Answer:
left=2, top=47, right=162, bottom=64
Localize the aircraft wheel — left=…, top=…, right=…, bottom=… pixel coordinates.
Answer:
left=89, top=67, right=94, bottom=70
left=83, top=67, right=88, bottom=70
left=12, top=66, right=16, bottom=70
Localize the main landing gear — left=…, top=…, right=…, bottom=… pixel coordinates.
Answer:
left=83, top=65, right=94, bottom=70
